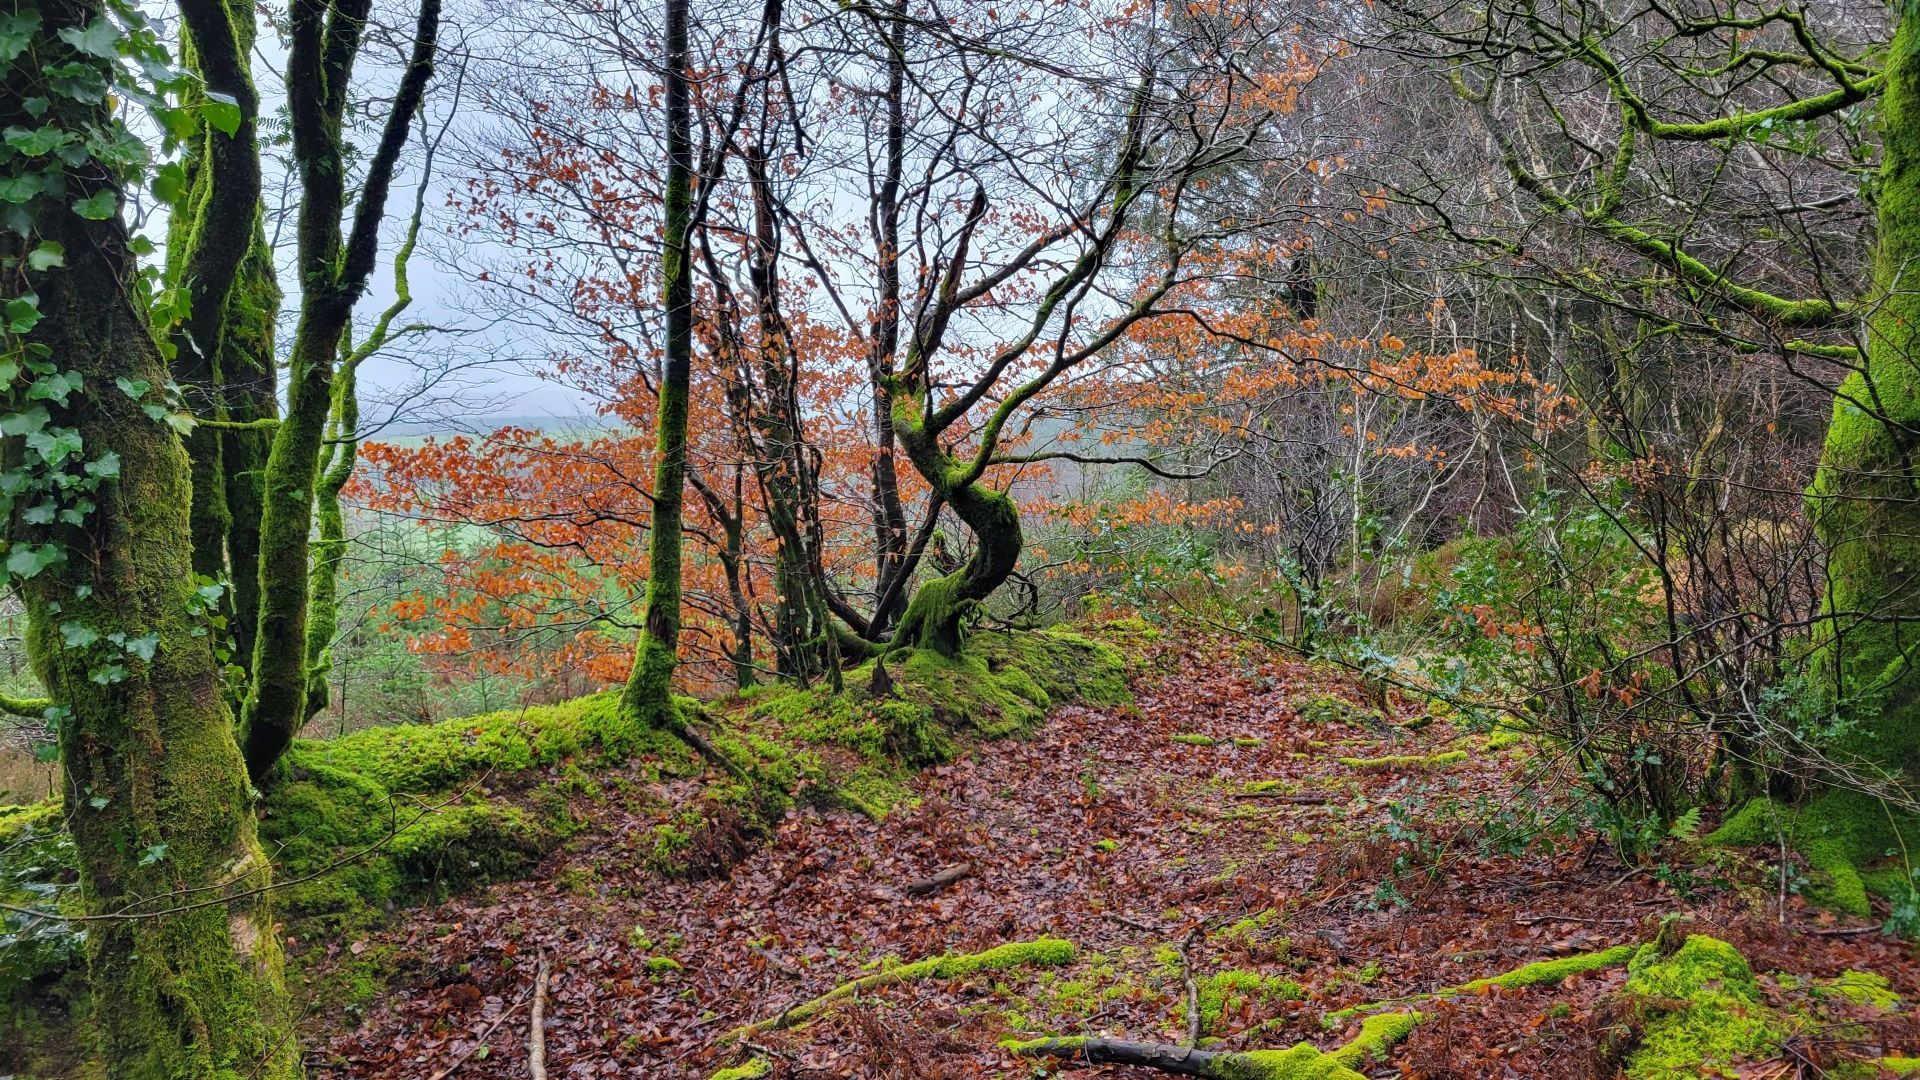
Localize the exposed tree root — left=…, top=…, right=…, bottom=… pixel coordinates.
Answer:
left=725, top=937, right=1076, bottom=1041
left=1324, top=942, right=1637, bottom=1022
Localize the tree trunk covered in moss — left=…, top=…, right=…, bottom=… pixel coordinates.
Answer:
left=1809, top=9, right=1920, bottom=788
left=5, top=3, right=297, bottom=1073
left=620, top=0, right=695, bottom=729
left=241, top=0, right=440, bottom=781
left=887, top=396, right=1024, bottom=657
left=744, top=149, right=838, bottom=684
left=223, top=233, right=281, bottom=680
left=165, top=0, right=264, bottom=591
left=304, top=360, right=358, bottom=721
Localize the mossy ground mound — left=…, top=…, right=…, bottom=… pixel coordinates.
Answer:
left=1708, top=789, right=1919, bottom=915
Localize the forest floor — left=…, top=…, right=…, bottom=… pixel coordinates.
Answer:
left=299, top=631, right=1920, bottom=1079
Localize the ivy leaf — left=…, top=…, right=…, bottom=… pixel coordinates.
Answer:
left=162, top=411, right=195, bottom=435
left=20, top=501, right=55, bottom=525
left=70, top=189, right=117, bottom=221
left=4, top=125, right=70, bottom=157
left=86, top=794, right=109, bottom=810
left=60, top=622, right=99, bottom=649
left=124, top=633, right=158, bottom=662
left=137, top=843, right=168, bottom=867
left=3, top=295, right=41, bottom=333
left=0, top=405, right=50, bottom=436
left=203, top=92, right=242, bottom=137
left=85, top=451, right=120, bottom=479
left=150, top=162, right=187, bottom=205
left=56, top=17, right=121, bottom=59
left=0, top=12, right=41, bottom=65
left=0, top=173, right=44, bottom=204
left=6, top=543, right=62, bottom=579
left=114, top=376, right=148, bottom=399
left=25, top=426, right=84, bottom=465
left=27, top=370, right=82, bottom=404
left=88, top=661, right=126, bottom=685
left=26, top=242, right=64, bottom=271
left=32, top=742, right=57, bottom=764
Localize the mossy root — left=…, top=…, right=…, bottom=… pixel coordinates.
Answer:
left=725, top=936, right=1076, bottom=1041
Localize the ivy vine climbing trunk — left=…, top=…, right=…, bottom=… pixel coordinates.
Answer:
left=240, top=0, right=440, bottom=781
left=4, top=2, right=297, bottom=1073
left=1809, top=7, right=1920, bottom=789
left=620, top=0, right=695, bottom=730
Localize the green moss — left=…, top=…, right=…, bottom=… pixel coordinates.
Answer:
left=1297, top=694, right=1383, bottom=727
left=1326, top=944, right=1634, bottom=1022
left=1337, top=751, right=1468, bottom=770
left=1814, top=970, right=1901, bottom=1009
left=708, top=1060, right=771, bottom=1080
left=289, top=692, right=674, bottom=794
left=1093, top=838, right=1120, bottom=852
left=1883, top=1057, right=1920, bottom=1074
left=1621, top=935, right=1782, bottom=1078
left=1198, top=970, right=1306, bottom=1034
left=726, top=937, right=1077, bottom=1039
left=1463, top=944, right=1637, bottom=992
left=742, top=627, right=1129, bottom=815
left=646, top=956, right=684, bottom=974
left=1173, top=733, right=1220, bottom=746
left=1707, top=790, right=1918, bottom=915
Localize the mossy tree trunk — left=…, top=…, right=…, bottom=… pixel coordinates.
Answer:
left=240, top=0, right=440, bottom=781
left=881, top=76, right=1159, bottom=657
left=6, top=2, right=297, bottom=1072
left=222, top=234, right=281, bottom=681
left=620, top=0, right=695, bottom=729
left=743, top=148, right=838, bottom=684
left=1809, top=8, right=1920, bottom=789
left=165, top=0, right=264, bottom=594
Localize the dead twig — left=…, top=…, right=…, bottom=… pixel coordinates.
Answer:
left=1102, top=911, right=1170, bottom=933
left=1178, top=924, right=1204, bottom=1048
left=528, top=953, right=551, bottom=1080
left=425, top=994, right=531, bottom=1080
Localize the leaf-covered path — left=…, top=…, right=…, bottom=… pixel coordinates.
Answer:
left=305, top=634, right=1920, bottom=1078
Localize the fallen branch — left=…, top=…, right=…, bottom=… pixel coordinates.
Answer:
left=1006, top=1010, right=1417, bottom=1079
left=903, top=863, right=971, bottom=897
left=528, top=954, right=551, bottom=1080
